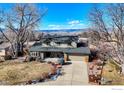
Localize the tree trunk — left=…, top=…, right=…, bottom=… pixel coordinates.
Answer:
left=121, top=64, right=124, bottom=75
left=11, top=44, right=16, bottom=58
left=18, top=42, right=24, bottom=56
left=20, top=42, right=24, bottom=56
left=14, top=42, right=24, bottom=57
left=15, top=42, right=18, bottom=58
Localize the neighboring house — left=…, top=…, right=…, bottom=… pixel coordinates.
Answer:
left=0, top=41, right=36, bottom=57
left=0, top=48, right=6, bottom=61
left=78, top=37, right=89, bottom=47
left=0, top=48, right=5, bottom=57
left=24, top=41, right=36, bottom=48
left=0, top=42, right=11, bottom=57
left=29, top=35, right=91, bottom=63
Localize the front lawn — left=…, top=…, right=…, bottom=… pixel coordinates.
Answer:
left=0, top=61, right=55, bottom=85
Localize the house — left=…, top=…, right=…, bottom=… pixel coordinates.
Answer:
left=0, top=42, right=11, bottom=57
left=29, top=35, right=90, bottom=63
left=0, top=42, right=11, bottom=61
left=0, top=48, right=5, bottom=57
left=78, top=37, right=89, bottom=47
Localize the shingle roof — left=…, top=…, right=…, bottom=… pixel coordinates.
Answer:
left=30, top=46, right=90, bottom=55
left=40, top=35, right=78, bottom=44
left=30, top=46, right=65, bottom=52
left=30, top=35, right=90, bottom=55
left=63, top=47, right=91, bottom=55
left=0, top=42, right=11, bottom=49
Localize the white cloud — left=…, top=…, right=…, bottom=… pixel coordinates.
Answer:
left=48, top=24, right=62, bottom=29
left=68, top=20, right=80, bottom=25
left=48, top=25, right=60, bottom=28
left=78, top=23, right=85, bottom=26
left=46, top=20, right=87, bottom=30
left=68, top=20, right=87, bottom=28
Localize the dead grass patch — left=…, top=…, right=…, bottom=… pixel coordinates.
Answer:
left=102, top=60, right=124, bottom=85
left=0, top=61, right=55, bottom=85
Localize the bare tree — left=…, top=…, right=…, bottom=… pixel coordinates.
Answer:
left=37, top=32, right=44, bottom=40
left=89, top=4, right=124, bottom=74
left=0, top=4, right=46, bottom=57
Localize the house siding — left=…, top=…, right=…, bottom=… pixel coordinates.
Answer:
left=0, top=49, right=5, bottom=57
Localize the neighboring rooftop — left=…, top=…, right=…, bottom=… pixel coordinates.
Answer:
left=0, top=42, right=11, bottom=49
left=41, top=35, right=79, bottom=44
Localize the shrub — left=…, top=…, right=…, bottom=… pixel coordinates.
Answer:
left=4, top=55, right=12, bottom=60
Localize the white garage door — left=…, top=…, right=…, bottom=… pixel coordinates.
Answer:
left=68, top=54, right=83, bottom=61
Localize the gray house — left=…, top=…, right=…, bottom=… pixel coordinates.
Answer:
left=29, top=35, right=90, bottom=63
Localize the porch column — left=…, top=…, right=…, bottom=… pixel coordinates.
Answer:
left=64, top=53, right=68, bottom=62
left=82, top=56, right=89, bottom=64
left=40, top=52, right=44, bottom=59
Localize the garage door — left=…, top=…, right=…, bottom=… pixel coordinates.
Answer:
left=68, top=54, right=83, bottom=61
left=68, top=54, right=89, bottom=63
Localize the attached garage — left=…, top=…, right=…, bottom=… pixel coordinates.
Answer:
left=64, top=47, right=90, bottom=63
left=67, top=54, right=88, bottom=62
left=68, top=54, right=83, bottom=61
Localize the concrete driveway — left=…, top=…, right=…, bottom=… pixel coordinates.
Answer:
left=35, top=61, right=89, bottom=85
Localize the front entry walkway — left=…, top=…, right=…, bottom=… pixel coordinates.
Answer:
left=35, top=61, right=89, bottom=85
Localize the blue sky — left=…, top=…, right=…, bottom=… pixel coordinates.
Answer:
left=0, top=3, right=105, bottom=30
